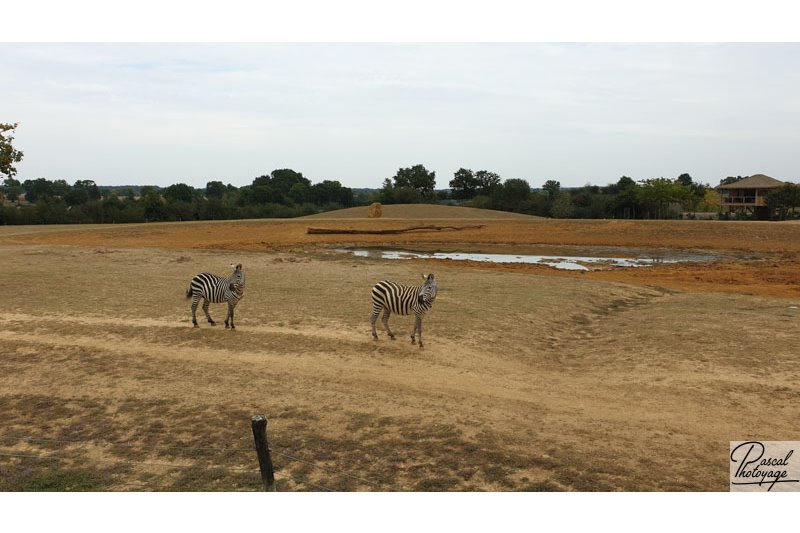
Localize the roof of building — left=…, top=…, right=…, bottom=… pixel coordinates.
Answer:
left=717, top=174, right=786, bottom=189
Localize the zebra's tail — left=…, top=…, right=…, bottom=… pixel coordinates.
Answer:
left=185, top=286, right=193, bottom=299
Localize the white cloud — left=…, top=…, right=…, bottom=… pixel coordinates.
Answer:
left=2, top=43, right=799, bottom=187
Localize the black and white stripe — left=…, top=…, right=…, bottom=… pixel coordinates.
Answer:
left=186, top=263, right=246, bottom=329
left=370, top=273, right=437, bottom=348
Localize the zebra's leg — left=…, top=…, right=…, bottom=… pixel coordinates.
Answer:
left=202, top=298, right=215, bottom=325
left=225, top=302, right=235, bottom=329
left=417, top=317, right=424, bottom=349
left=382, top=309, right=395, bottom=340
left=411, top=316, right=419, bottom=345
left=370, top=307, right=380, bottom=339
left=191, top=294, right=200, bottom=327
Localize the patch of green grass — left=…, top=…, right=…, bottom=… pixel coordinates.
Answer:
left=13, top=467, right=103, bottom=492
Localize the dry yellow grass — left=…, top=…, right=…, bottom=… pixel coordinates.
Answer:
left=1, top=212, right=799, bottom=491
left=367, top=202, right=382, bottom=218
left=303, top=203, right=538, bottom=219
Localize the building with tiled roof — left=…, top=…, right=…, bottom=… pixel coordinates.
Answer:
left=717, top=174, right=786, bottom=218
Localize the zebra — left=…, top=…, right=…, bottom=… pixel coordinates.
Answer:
left=186, top=263, right=246, bottom=329
left=370, top=273, right=437, bottom=348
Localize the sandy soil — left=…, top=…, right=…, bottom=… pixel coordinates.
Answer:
left=1, top=211, right=799, bottom=491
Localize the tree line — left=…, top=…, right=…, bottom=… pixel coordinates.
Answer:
left=3, top=122, right=799, bottom=223
left=379, top=165, right=728, bottom=219
left=0, top=170, right=357, bottom=225
left=5, top=163, right=799, bottom=225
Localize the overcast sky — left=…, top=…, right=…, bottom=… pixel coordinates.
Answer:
left=2, top=42, right=799, bottom=189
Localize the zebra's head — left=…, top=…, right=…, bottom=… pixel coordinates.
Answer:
left=418, top=273, right=437, bottom=304
left=229, top=263, right=245, bottom=294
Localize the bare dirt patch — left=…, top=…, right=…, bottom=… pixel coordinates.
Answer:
left=3, top=215, right=799, bottom=298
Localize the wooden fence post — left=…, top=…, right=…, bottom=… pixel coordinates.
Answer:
left=251, top=415, right=276, bottom=492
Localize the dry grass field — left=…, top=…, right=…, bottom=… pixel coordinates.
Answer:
left=303, top=203, right=538, bottom=219
left=1, top=207, right=799, bottom=491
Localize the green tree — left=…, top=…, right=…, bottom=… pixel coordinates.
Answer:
left=604, top=175, right=637, bottom=195
left=673, top=173, right=707, bottom=213
left=205, top=181, right=227, bottom=199
left=247, top=169, right=310, bottom=205
left=765, top=183, right=800, bottom=220
left=65, top=180, right=101, bottom=206
left=163, top=183, right=196, bottom=203
left=267, top=169, right=311, bottom=198
left=475, top=170, right=501, bottom=196
left=140, top=187, right=165, bottom=221
left=77, top=180, right=100, bottom=201
left=65, top=186, right=88, bottom=206
left=379, top=178, right=395, bottom=204
left=392, top=187, right=424, bottom=204
left=391, top=164, right=436, bottom=197
left=450, top=168, right=479, bottom=199
left=570, top=188, right=593, bottom=209
left=51, top=179, right=70, bottom=198
left=637, top=178, right=689, bottom=219
left=542, top=180, right=561, bottom=198
left=247, top=177, right=279, bottom=205
left=676, top=173, right=694, bottom=187
left=311, top=180, right=353, bottom=207
left=696, top=189, right=721, bottom=212
left=2, top=177, right=22, bottom=202
left=495, top=178, right=531, bottom=212
left=618, top=176, right=636, bottom=190
left=550, top=192, right=575, bottom=218
left=289, top=182, right=311, bottom=205
left=22, top=178, right=55, bottom=203
left=1, top=123, right=24, bottom=179
left=603, top=176, right=640, bottom=217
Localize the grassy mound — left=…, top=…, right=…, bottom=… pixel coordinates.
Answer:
left=303, top=204, right=539, bottom=220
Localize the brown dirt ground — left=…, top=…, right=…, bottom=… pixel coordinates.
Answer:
left=1, top=211, right=799, bottom=491
left=2, top=213, right=799, bottom=299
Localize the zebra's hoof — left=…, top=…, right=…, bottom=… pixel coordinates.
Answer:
left=209, top=321, right=216, bottom=326
left=372, top=335, right=378, bottom=341
left=193, top=324, right=198, bottom=328
left=389, top=335, right=396, bottom=341
left=411, top=338, right=416, bottom=345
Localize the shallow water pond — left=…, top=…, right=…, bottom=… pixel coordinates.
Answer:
left=337, top=246, right=719, bottom=271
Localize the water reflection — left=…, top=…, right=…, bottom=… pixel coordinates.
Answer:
left=341, top=249, right=716, bottom=271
